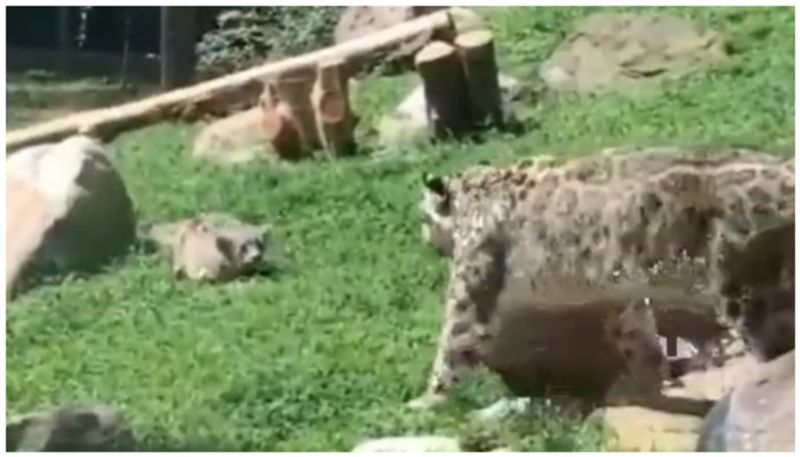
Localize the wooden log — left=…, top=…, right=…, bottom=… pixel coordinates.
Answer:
left=311, top=59, right=357, bottom=157
left=414, top=41, right=472, bottom=139
left=6, top=8, right=462, bottom=154
left=273, top=68, right=320, bottom=154
left=455, top=29, right=504, bottom=128
left=258, top=84, right=302, bottom=159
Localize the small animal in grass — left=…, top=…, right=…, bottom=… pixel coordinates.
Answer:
left=171, top=218, right=265, bottom=282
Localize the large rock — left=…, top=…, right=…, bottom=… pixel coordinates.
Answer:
left=697, top=350, right=795, bottom=452
left=591, top=351, right=792, bottom=452
left=192, top=107, right=276, bottom=165
left=6, top=136, right=136, bottom=295
left=377, top=74, right=523, bottom=148
left=336, top=7, right=487, bottom=74
left=6, top=174, right=56, bottom=297
left=6, top=404, right=133, bottom=452
left=588, top=358, right=754, bottom=451
left=540, top=13, right=728, bottom=94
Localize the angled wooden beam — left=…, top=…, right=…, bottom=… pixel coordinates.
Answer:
left=6, top=8, right=481, bottom=154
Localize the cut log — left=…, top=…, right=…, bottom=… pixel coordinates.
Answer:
left=311, top=59, right=357, bottom=156
left=6, top=8, right=472, bottom=154
left=259, top=83, right=302, bottom=159
left=414, top=41, right=472, bottom=139
left=274, top=67, right=321, bottom=156
left=455, top=29, right=504, bottom=128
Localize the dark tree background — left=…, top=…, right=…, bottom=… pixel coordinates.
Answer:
left=7, top=6, right=220, bottom=88
left=7, top=6, right=339, bottom=89
left=7, top=7, right=168, bottom=53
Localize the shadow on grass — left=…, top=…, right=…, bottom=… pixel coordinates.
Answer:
left=8, top=237, right=158, bottom=300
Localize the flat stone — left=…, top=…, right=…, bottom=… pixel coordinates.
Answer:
left=591, top=406, right=702, bottom=451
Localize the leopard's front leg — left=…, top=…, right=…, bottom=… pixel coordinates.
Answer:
left=408, top=243, right=505, bottom=410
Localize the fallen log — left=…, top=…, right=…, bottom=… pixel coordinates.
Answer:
left=6, top=8, right=484, bottom=154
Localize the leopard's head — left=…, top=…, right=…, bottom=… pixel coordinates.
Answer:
left=420, top=172, right=455, bottom=257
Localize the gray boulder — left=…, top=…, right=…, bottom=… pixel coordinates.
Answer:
left=6, top=136, right=136, bottom=293
left=697, top=350, right=794, bottom=451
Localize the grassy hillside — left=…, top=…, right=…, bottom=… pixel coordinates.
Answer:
left=6, top=6, right=794, bottom=451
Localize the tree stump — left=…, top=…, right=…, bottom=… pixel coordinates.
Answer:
left=259, top=83, right=302, bottom=160
left=455, top=29, right=504, bottom=128
left=414, top=41, right=472, bottom=139
left=311, top=59, right=357, bottom=157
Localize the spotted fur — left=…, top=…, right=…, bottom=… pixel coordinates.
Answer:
left=411, top=147, right=794, bottom=409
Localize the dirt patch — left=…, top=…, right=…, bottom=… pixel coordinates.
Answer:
left=540, top=13, right=729, bottom=94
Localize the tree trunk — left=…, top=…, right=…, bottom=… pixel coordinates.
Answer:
left=311, top=59, right=357, bottom=157
left=56, top=7, right=72, bottom=70
left=6, top=8, right=463, bottom=153
left=160, top=6, right=197, bottom=90
left=415, top=41, right=472, bottom=139
left=57, top=7, right=72, bottom=51
left=121, top=8, right=132, bottom=88
left=455, top=29, right=503, bottom=128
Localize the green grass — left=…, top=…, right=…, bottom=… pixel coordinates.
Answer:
left=6, top=70, right=157, bottom=129
left=6, top=6, right=794, bottom=451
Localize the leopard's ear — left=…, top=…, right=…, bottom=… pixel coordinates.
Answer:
left=422, top=172, right=447, bottom=196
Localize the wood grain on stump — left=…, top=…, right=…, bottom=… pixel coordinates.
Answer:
left=274, top=68, right=321, bottom=155
left=259, top=83, right=302, bottom=159
left=311, top=59, right=357, bottom=156
left=414, top=41, right=472, bottom=139
left=455, top=29, right=504, bottom=128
